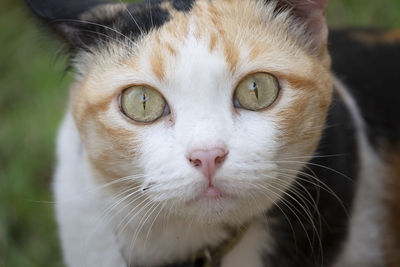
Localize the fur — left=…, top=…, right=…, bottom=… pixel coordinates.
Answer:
left=329, top=28, right=400, bottom=267
left=25, top=0, right=399, bottom=266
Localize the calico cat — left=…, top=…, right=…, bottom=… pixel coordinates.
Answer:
left=25, top=0, right=400, bottom=266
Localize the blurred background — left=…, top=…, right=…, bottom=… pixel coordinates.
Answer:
left=1, top=0, right=400, bottom=266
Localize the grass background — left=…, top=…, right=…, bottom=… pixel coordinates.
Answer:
left=1, top=0, right=399, bottom=266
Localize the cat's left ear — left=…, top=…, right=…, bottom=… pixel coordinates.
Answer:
left=279, top=0, right=329, bottom=57
left=25, top=0, right=109, bottom=48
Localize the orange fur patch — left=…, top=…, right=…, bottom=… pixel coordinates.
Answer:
left=249, top=44, right=268, bottom=61
left=222, top=36, right=240, bottom=72
left=205, top=3, right=240, bottom=71
left=70, top=77, right=139, bottom=183
left=209, top=32, right=218, bottom=52
left=276, top=94, right=328, bottom=145
left=165, top=42, right=177, bottom=56
left=150, top=47, right=166, bottom=81
left=281, top=73, right=318, bottom=91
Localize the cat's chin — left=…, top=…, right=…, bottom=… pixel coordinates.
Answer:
left=203, top=186, right=223, bottom=198
left=187, top=190, right=233, bottom=206
left=175, top=193, right=266, bottom=225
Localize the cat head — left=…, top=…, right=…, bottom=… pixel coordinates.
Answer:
left=27, top=0, right=332, bottom=224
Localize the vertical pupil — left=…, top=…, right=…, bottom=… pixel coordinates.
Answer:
left=141, top=90, right=147, bottom=110
left=252, top=82, right=259, bottom=99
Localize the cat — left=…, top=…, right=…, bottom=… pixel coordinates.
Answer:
left=25, top=0, right=400, bottom=266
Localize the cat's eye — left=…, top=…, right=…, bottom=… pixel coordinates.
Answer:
left=234, top=72, right=280, bottom=111
left=120, top=86, right=167, bottom=123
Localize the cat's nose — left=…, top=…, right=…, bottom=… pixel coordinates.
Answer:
left=188, top=147, right=228, bottom=183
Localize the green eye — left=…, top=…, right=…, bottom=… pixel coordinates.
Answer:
left=234, top=72, right=280, bottom=111
left=120, top=86, right=167, bottom=123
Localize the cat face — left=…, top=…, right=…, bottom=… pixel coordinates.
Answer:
left=30, top=0, right=332, bottom=223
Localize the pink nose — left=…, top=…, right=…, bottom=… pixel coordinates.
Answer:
left=188, top=147, right=228, bottom=183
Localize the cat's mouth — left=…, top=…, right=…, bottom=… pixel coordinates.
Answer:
left=190, top=184, right=234, bottom=203
left=204, top=186, right=222, bottom=198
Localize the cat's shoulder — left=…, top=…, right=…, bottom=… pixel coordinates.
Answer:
left=329, top=28, right=400, bottom=266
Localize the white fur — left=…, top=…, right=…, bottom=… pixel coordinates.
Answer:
left=54, top=2, right=330, bottom=265
left=55, top=33, right=301, bottom=266
left=222, top=220, right=270, bottom=267
left=54, top=113, right=126, bottom=267
left=332, top=79, right=385, bottom=267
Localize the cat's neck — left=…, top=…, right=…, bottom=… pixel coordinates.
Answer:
left=77, top=150, right=252, bottom=266
left=68, top=156, right=269, bottom=267
left=92, top=179, right=266, bottom=266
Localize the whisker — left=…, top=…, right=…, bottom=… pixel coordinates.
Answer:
left=266, top=179, right=324, bottom=263
left=271, top=177, right=321, bottom=218
left=78, top=29, right=135, bottom=52
left=94, top=185, right=144, bottom=227
left=276, top=153, right=347, bottom=160
left=277, top=168, right=349, bottom=216
left=145, top=201, right=166, bottom=244
left=249, top=180, right=323, bottom=264
left=114, top=193, right=151, bottom=234
left=237, top=180, right=300, bottom=249
left=113, top=182, right=170, bottom=236
left=53, top=174, right=146, bottom=205
left=51, top=18, right=137, bottom=46
left=119, top=0, right=145, bottom=36
left=128, top=201, right=160, bottom=265
left=271, top=159, right=354, bottom=182
left=147, top=0, right=154, bottom=30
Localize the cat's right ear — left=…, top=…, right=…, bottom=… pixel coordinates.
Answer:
left=274, top=0, right=329, bottom=58
left=25, top=0, right=107, bottom=48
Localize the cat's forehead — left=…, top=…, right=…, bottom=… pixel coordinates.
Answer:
left=82, top=0, right=315, bottom=79
left=80, top=0, right=256, bottom=37
left=81, top=0, right=298, bottom=56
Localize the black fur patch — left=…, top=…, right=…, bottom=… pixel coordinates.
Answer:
left=264, top=92, right=359, bottom=266
left=170, top=0, right=195, bottom=12
left=329, top=28, right=400, bottom=149
left=26, top=0, right=196, bottom=51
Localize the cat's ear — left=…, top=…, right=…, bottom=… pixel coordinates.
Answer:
left=278, top=0, right=329, bottom=56
left=25, top=0, right=109, bottom=48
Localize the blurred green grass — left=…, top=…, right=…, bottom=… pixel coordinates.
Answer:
left=1, top=0, right=399, bottom=266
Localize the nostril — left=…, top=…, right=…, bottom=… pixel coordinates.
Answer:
left=190, top=158, right=202, bottom=167
left=215, top=153, right=227, bottom=165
